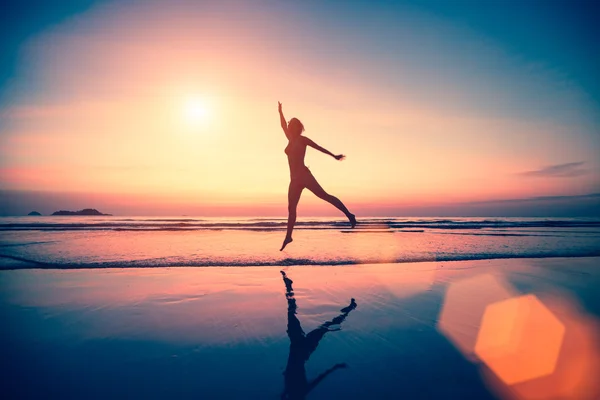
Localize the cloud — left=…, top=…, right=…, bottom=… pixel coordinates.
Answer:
left=518, top=162, right=588, bottom=178
left=467, top=192, right=600, bottom=205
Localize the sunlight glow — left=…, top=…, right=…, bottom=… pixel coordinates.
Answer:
left=184, top=97, right=208, bottom=126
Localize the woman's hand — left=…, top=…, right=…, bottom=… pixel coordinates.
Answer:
left=334, top=154, right=346, bottom=161
left=278, top=101, right=283, bottom=113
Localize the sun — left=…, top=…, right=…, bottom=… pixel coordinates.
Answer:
left=184, top=97, right=208, bottom=125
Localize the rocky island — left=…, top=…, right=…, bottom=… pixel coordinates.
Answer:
left=28, top=211, right=42, bottom=216
left=51, top=208, right=112, bottom=216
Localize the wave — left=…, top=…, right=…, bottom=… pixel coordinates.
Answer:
left=1, top=218, right=600, bottom=232
left=2, top=250, right=599, bottom=269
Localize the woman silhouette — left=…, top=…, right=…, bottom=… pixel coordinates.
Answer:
left=278, top=102, right=356, bottom=251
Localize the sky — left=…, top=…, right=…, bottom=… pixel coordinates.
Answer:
left=0, top=0, right=599, bottom=216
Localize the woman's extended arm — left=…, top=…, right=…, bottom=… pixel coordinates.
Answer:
left=278, top=102, right=289, bottom=139
left=304, top=137, right=345, bottom=160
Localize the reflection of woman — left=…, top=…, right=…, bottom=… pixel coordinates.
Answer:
left=280, top=271, right=357, bottom=399
left=278, top=102, right=356, bottom=251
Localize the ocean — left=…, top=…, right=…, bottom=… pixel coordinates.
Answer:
left=1, top=216, right=599, bottom=268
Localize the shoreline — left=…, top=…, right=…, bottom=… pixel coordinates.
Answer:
left=2, top=252, right=600, bottom=270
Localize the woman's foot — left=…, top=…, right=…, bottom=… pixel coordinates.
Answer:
left=280, top=270, right=293, bottom=282
left=349, top=214, right=357, bottom=228
left=281, top=271, right=294, bottom=292
left=280, top=237, right=293, bottom=251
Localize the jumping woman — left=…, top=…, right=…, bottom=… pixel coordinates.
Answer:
left=278, top=102, right=356, bottom=251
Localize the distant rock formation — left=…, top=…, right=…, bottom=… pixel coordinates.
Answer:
left=28, top=211, right=42, bottom=216
left=51, top=208, right=112, bottom=216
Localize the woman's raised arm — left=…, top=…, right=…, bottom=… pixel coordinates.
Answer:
left=278, top=102, right=289, bottom=139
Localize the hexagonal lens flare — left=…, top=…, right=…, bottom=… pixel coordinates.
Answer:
left=481, top=296, right=600, bottom=400
left=439, top=273, right=600, bottom=400
left=474, top=294, right=565, bottom=385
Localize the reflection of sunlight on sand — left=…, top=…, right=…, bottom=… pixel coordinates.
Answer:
left=7, top=266, right=393, bottom=345
left=4, top=268, right=288, bottom=344
left=438, top=272, right=600, bottom=399
left=345, top=231, right=438, bottom=301
left=369, top=262, right=437, bottom=300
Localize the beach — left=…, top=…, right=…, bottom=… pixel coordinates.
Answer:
left=1, top=255, right=599, bottom=399
left=2, top=0, right=599, bottom=397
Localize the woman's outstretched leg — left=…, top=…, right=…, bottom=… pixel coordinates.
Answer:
left=281, top=182, right=304, bottom=251
left=305, top=174, right=356, bottom=228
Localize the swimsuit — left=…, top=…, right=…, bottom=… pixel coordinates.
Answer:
left=285, top=138, right=312, bottom=184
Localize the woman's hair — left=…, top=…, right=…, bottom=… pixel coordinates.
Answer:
left=288, top=118, right=305, bottom=135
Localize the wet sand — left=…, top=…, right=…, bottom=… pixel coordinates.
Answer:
left=1, top=257, right=599, bottom=399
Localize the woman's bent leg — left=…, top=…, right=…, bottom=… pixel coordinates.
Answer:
left=305, top=173, right=356, bottom=227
